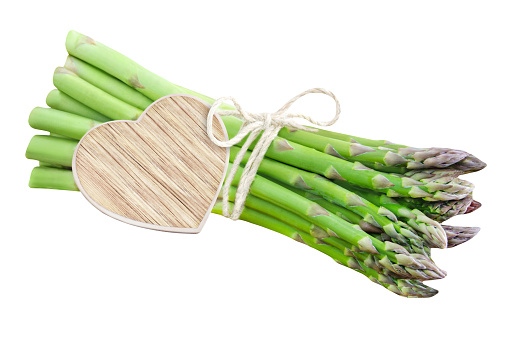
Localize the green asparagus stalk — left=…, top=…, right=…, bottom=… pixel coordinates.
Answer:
left=46, top=89, right=111, bottom=122
left=29, top=167, right=78, bottom=191
left=278, top=127, right=478, bottom=174
left=64, top=56, right=153, bottom=110
left=213, top=200, right=438, bottom=297
left=29, top=107, right=102, bottom=140
left=65, top=31, right=220, bottom=106
left=25, top=135, right=77, bottom=167
left=397, top=195, right=474, bottom=223
left=53, top=67, right=142, bottom=121
left=311, top=128, right=486, bottom=173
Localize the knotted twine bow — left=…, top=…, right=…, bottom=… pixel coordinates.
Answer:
left=207, top=88, right=341, bottom=220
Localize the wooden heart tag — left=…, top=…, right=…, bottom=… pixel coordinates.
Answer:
left=72, top=94, right=229, bottom=233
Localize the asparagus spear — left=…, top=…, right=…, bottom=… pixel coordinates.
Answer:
left=25, top=135, right=77, bottom=167
left=46, top=89, right=111, bottom=122
left=65, top=31, right=220, bottom=107
left=29, top=107, right=102, bottom=140
left=213, top=201, right=438, bottom=297
left=29, top=167, right=78, bottom=191
left=311, top=128, right=486, bottom=173
left=64, top=56, right=153, bottom=111
left=397, top=195, right=474, bottom=223
left=53, top=67, right=142, bottom=121
left=278, top=127, right=479, bottom=174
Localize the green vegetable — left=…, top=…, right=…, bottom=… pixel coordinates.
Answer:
left=278, top=127, right=479, bottom=174
left=311, top=128, right=486, bottom=173
left=29, top=107, right=101, bottom=140
left=213, top=200, right=439, bottom=297
left=24, top=30, right=486, bottom=298
left=26, top=135, right=77, bottom=167
left=53, top=66, right=142, bottom=120
left=29, top=167, right=78, bottom=191
left=64, top=56, right=153, bottom=110
left=46, top=89, right=111, bottom=122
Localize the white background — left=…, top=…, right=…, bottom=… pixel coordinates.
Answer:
left=1, top=1, right=507, bottom=338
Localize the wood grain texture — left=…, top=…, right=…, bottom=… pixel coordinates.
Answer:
left=73, top=94, right=228, bottom=233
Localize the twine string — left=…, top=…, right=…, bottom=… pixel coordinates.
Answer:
left=206, top=88, right=341, bottom=220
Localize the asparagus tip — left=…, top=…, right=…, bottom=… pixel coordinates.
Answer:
left=357, top=237, right=378, bottom=254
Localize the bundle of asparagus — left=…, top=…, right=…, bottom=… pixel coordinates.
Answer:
left=26, top=31, right=485, bottom=297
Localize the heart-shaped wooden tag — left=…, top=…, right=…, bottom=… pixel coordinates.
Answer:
left=72, top=94, right=229, bottom=233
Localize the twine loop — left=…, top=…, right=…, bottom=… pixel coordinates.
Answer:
left=207, top=88, right=341, bottom=220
